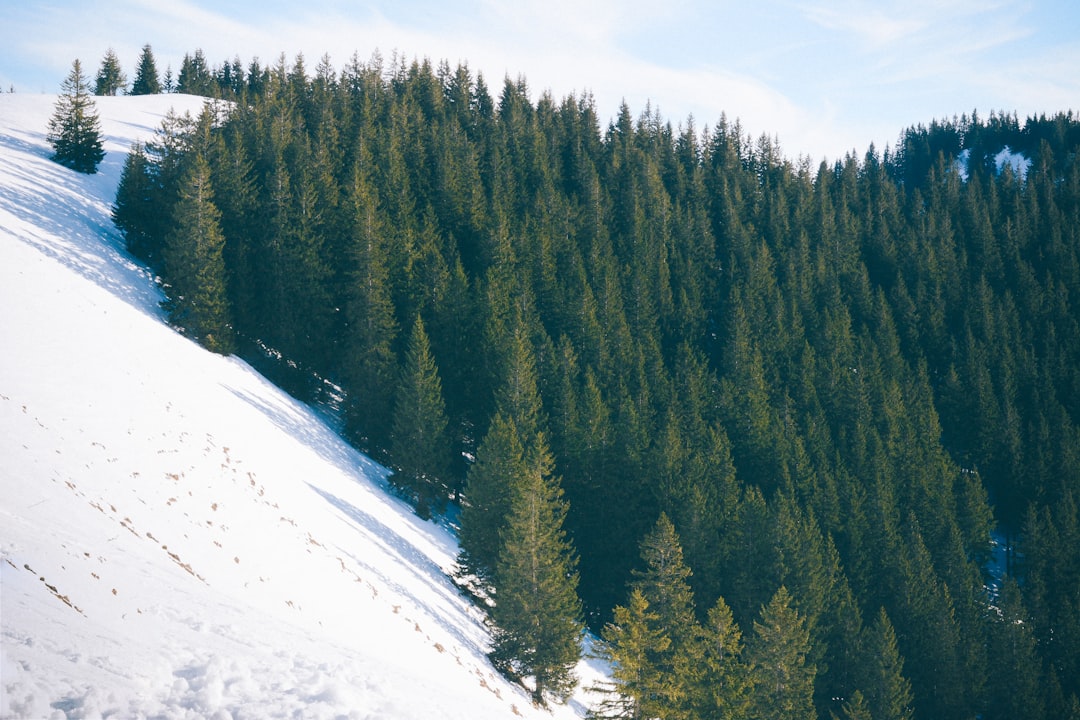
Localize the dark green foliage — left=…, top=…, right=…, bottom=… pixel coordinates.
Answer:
left=118, top=49, right=1080, bottom=716
left=857, top=608, right=913, bottom=720
left=161, top=151, right=234, bottom=353
left=458, top=412, right=524, bottom=583
left=47, top=60, right=104, bottom=174
left=130, top=45, right=161, bottom=95
left=985, top=578, right=1043, bottom=720
left=488, top=432, right=583, bottom=706
left=177, top=50, right=214, bottom=97
left=626, top=513, right=699, bottom=719
left=591, top=588, right=669, bottom=720
left=113, top=141, right=154, bottom=258
left=94, top=48, right=126, bottom=96
left=390, top=315, right=452, bottom=517
left=747, top=586, right=817, bottom=720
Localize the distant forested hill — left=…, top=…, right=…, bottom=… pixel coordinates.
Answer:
left=114, top=50, right=1080, bottom=719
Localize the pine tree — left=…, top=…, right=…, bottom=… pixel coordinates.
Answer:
left=746, top=586, right=817, bottom=720
left=390, top=315, right=452, bottom=518
left=858, top=608, right=914, bottom=720
left=489, top=431, right=583, bottom=706
left=177, top=49, right=214, bottom=96
left=692, top=595, right=753, bottom=720
left=112, top=141, right=156, bottom=260
left=341, top=157, right=398, bottom=454
left=130, top=44, right=161, bottom=95
left=161, top=153, right=234, bottom=354
left=458, top=412, right=525, bottom=583
left=592, top=588, right=670, bottom=720
left=834, top=690, right=873, bottom=720
left=985, top=578, right=1044, bottom=720
left=47, top=59, right=105, bottom=174
left=94, top=48, right=127, bottom=96
left=626, top=513, right=700, bottom=719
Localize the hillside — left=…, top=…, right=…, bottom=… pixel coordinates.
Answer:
left=0, top=94, right=603, bottom=719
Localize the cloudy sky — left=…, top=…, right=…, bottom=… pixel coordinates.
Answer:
left=2, top=0, right=1078, bottom=161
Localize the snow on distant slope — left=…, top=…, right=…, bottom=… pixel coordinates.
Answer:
left=0, top=94, right=603, bottom=719
left=994, top=145, right=1031, bottom=179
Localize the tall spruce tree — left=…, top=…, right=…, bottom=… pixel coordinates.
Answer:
left=746, top=586, right=817, bottom=720
left=130, top=44, right=161, bottom=95
left=390, top=315, right=452, bottom=518
left=592, top=588, right=671, bottom=720
left=858, top=608, right=914, bottom=720
left=161, top=152, right=234, bottom=354
left=94, top=48, right=127, bottom=96
left=488, top=431, right=583, bottom=706
left=47, top=59, right=105, bottom=174
left=693, top=595, right=753, bottom=720
left=112, top=141, right=155, bottom=260
left=626, top=513, right=700, bottom=720
left=458, top=412, right=526, bottom=583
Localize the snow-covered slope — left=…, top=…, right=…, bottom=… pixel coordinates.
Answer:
left=0, top=94, right=604, bottom=719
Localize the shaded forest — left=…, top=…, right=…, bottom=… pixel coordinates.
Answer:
left=111, top=49, right=1080, bottom=718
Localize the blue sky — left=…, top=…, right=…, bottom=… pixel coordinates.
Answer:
left=2, top=0, right=1078, bottom=161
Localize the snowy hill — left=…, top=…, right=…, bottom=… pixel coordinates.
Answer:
left=0, top=94, right=604, bottom=719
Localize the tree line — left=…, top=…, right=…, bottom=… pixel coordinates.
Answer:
left=110, top=48, right=1080, bottom=718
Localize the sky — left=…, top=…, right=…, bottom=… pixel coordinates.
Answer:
left=2, top=0, right=1078, bottom=162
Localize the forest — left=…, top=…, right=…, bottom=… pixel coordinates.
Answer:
left=108, top=46, right=1080, bottom=718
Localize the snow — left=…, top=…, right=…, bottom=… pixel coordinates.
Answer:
left=0, top=93, right=605, bottom=718
left=955, top=148, right=971, bottom=181
left=993, top=146, right=1031, bottom=180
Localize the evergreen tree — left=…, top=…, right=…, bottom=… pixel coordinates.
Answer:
left=985, top=578, right=1044, bottom=720
left=341, top=157, right=398, bottom=454
left=130, top=44, right=161, bottom=95
left=94, top=48, right=126, bottom=96
left=390, top=315, right=452, bottom=518
left=834, top=690, right=873, bottom=720
left=858, top=608, right=914, bottom=720
left=692, top=594, right=753, bottom=720
left=177, top=49, right=214, bottom=96
left=161, top=152, right=234, bottom=353
left=458, top=412, right=525, bottom=583
left=592, top=588, right=670, bottom=720
left=625, top=513, right=700, bottom=719
left=47, top=59, right=105, bottom=174
left=746, top=586, right=817, bottom=720
left=489, top=431, right=583, bottom=706
left=112, top=141, right=155, bottom=259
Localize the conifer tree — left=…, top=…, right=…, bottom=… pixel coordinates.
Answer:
left=746, top=586, right=817, bottom=720
left=390, top=315, right=452, bottom=518
left=161, top=153, right=234, bottom=354
left=985, top=578, right=1044, bottom=720
left=692, top=594, right=753, bottom=720
left=94, top=48, right=126, bottom=96
left=592, top=588, right=670, bottom=720
left=624, top=513, right=700, bottom=719
left=177, top=49, right=214, bottom=96
left=489, top=431, right=583, bottom=706
left=47, top=59, right=105, bottom=174
left=130, top=44, right=161, bottom=95
left=341, top=158, right=398, bottom=453
left=858, top=608, right=914, bottom=720
left=835, top=690, right=873, bottom=720
left=457, top=412, right=525, bottom=583
left=113, top=141, right=155, bottom=260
